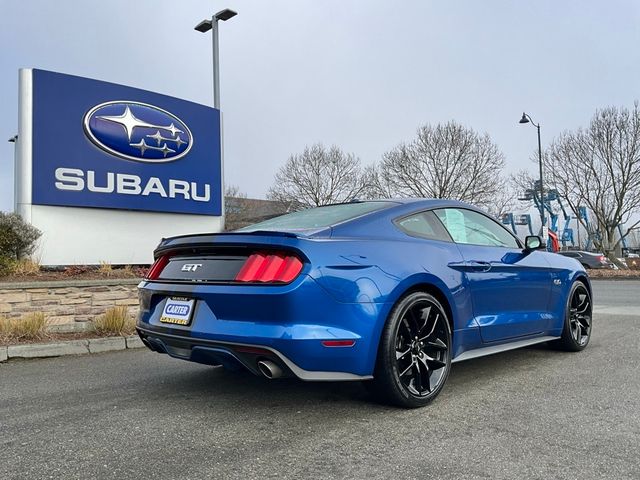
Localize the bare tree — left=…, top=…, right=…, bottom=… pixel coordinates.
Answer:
left=369, top=121, right=507, bottom=208
left=268, top=144, right=369, bottom=209
left=224, top=184, right=248, bottom=231
left=544, top=103, right=640, bottom=266
left=627, top=229, right=640, bottom=249
left=484, top=184, right=517, bottom=220
left=509, top=169, right=547, bottom=219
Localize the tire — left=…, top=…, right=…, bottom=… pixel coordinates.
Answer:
left=552, top=280, right=592, bottom=351
left=371, top=292, right=452, bottom=408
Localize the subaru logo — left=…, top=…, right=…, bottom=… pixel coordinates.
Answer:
left=83, top=101, right=193, bottom=163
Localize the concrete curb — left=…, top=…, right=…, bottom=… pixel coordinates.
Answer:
left=88, top=336, right=126, bottom=353
left=0, top=335, right=144, bottom=363
left=125, top=336, right=144, bottom=349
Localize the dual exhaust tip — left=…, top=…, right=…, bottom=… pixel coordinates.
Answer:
left=257, top=360, right=284, bottom=379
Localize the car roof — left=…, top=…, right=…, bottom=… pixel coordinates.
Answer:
left=242, top=199, right=495, bottom=238
left=369, top=198, right=472, bottom=207
left=327, top=198, right=497, bottom=239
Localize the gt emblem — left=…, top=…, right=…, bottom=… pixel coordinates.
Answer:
left=181, top=264, right=202, bottom=272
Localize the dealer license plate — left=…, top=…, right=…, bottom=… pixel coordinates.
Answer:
left=159, top=297, right=195, bottom=326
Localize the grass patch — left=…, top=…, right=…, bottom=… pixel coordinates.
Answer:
left=0, top=312, right=48, bottom=342
left=98, top=261, right=113, bottom=277
left=11, top=258, right=41, bottom=275
left=93, top=306, right=135, bottom=336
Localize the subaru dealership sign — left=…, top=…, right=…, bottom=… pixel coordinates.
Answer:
left=31, top=69, right=221, bottom=215
left=15, top=69, right=224, bottom=265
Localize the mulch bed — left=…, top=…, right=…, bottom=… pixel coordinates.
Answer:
left=587, top=269, right=640, bottom=279
left=0, top=268, right=147, bottom=283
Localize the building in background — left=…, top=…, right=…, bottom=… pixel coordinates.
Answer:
left=224, top=196, right=290, bottom=231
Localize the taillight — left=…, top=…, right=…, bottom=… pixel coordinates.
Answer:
left=321, top=340, right=356, bottom=347
left=235, top=252, right=303, bottom=283
left=146, top=254, right=170, bottom=280
left=597, top=255, right=605, bottom=262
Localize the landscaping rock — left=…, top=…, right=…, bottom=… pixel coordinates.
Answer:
left=88, top=337, right=126, bottom=353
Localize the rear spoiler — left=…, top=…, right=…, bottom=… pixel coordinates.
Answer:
left=153, top=230, right=304, bottom=258
left=161, top=230, right=300, bottom=242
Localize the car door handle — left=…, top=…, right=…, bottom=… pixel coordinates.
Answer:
left=467, top=261, right=492, bottom=272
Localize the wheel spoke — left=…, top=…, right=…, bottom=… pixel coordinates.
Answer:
left=577, top=300, right=590, bottom=315
left=414, top=361, right=424, bottom=392
left=400, top=361, right=415, bottom=377
left=424, top=338, right=447, bottom=350
left=404, top=310, right=420, bottom=336
left=420, top=313, right=439, bottom=341
left=418, top=306, right=431, bottom=335
left=396, top=348, right=411, bottom=360
left=577, top=316, right=590, bottom=330
left=415, top=356, right=431, bottom=393
left=426, top=356, right=446, bottom=371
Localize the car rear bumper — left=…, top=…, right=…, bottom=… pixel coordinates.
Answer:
left=136, top=326, right=372, bottom=381
left=136, top=276, right=388, bottom=380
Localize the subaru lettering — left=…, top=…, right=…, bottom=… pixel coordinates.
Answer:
left=54, top=168, right=210, bottom=202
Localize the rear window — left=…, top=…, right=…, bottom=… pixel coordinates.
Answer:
left=238, top=201, right=392, bottom=232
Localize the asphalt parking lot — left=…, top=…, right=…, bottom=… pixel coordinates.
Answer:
left=1, top=280, right=638, bottom=480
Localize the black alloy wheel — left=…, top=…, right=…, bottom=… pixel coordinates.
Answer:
left=372, top=292, right=452, bottom=408
left=553, top=281, right=592, bottom=351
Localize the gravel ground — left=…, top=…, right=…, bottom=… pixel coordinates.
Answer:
left=1, top=280, right=638, bottom=480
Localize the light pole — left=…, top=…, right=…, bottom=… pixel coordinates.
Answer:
left=519, top=112, right=545, bottom=229
left=195, top=9, right=237, bottom=109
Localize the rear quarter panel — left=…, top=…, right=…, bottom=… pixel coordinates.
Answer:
left=300, top=234, right=478, bottom=362
left=542, top=252, right=591, bottom=335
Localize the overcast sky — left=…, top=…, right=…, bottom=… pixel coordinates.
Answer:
left=1, top=0, right=639, bottom=212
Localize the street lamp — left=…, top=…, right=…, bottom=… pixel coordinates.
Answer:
left=195, top=8, right=238, bottom=109
left=519, top=112, right=545, bottom=229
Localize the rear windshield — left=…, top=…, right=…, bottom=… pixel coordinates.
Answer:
left=238, top=201, right=393, bottom=232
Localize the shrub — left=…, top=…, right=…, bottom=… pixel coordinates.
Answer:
left=0, top=316, right=9, bottom=341
left=0, top=256, right=14, bottom=277
left=98, top=261, right=113, bottom=276
left=0, top=312, right=48, bottom=342
left=11, top=258, right=41, bottom=276
left=0, top=212, right=41, bottom=259
left=93, top=306, right=135, bottom=336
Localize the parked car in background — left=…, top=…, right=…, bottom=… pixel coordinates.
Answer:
left=624, top=254, right=639, bottom=269
left=558, top=250, right=613, bottom=269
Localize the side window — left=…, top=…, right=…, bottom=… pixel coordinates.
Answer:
left=434, top=208, right=520, bottom=248
left=395, top=211, right=452, bottom=242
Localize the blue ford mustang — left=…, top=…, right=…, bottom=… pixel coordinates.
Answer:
left=136, top=199, right=593, bottom=408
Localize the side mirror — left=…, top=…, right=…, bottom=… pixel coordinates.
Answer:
left=524, top=235, right=543, bottom=251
